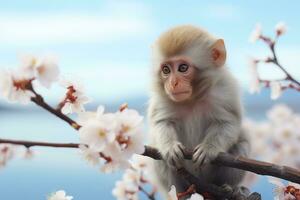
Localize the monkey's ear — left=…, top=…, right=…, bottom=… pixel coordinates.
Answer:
left=210, top=39, right=226, bottom=67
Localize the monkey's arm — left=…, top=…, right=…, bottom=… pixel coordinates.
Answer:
left=150, top=121, right=185, bottom=168
left=193, top=106, right=241, bottom=166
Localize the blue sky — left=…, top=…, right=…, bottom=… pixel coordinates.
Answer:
left=0, top=0, right=299, bottom=103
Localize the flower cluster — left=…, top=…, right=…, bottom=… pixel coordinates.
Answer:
left=0, top=54, right=60, bottom=104
left=248, top=22, right=300, bottom=99
left=48, top=190, right=73, bottom=200
left=112, top=155, right=154, bottom=200
left=244, top=104, right=300, bottom=168
left=269, top=178, right=300, bottom=200
left=78, top=106, right=145, bottom=173
left=0, top=54, right=90, bottom=115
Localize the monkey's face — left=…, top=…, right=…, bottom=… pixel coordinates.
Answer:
left=160, top=56, right=195, bottom=102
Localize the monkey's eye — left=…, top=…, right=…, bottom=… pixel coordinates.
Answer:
left=178, top=64, right=189, bottom=72
left=162, top=65, right=171, bottom=75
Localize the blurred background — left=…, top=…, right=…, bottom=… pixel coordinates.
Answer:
left=0, top=0, right=300, bottom=199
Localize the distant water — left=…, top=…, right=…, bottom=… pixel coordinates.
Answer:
left=2, top=89, right=299, bottom=200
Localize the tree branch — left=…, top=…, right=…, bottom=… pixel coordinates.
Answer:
left=256, top=35, right=300, bottom=92
left=3, top=138, right=300, bottom=199
left=27, top=84, right=81, bottom=130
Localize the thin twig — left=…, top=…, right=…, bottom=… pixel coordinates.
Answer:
left=0, top=138, right=79, bottom=148
left=27, top=84, right=81, bottom=130
left=139, top=186, right=156, bottom=200
left=256, top=34, right=300, bottom=92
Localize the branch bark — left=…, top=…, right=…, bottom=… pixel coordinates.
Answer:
left=27, top=84, right=81, bottom=130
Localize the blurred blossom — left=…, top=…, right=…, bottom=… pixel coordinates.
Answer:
left=23, top=148, right=34, bottom=160
left=112, top=169, right=140, bottom=200
left=244, top=104, right=300, bottom=171
left=112, top=154, right=155, bottom=200
left=270, top=81, right=282, bottom=100
left=268, top=178, right=300, bottom=200
left=20, top=54, right=60, bottom=88
left=267, top=104, right=293, bottom=123
left=48, top=190, right=73, bottom=200
left=268, top=178, right=286, bottom=200
left=275, top=21, right=287, bottom=36
left=248, top=58, right=260, bottom=94
left=168, top=185, right=178, bottom=200
left=112, top=180, right=138, bottom=200
left=188, top=193, right=204, bottom=200
left=0, top=144, right=15, bottom=168
left=249, top=23, right=262, bottom=43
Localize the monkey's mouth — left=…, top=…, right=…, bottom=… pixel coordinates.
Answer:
left=171, top=91, right=190, bottom=96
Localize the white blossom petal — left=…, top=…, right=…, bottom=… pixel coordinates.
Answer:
left=275, top=21, right=287, bottom=36
left=270, top=81, right=282, bottom=100
left=249, top=23, right=262, bottom=43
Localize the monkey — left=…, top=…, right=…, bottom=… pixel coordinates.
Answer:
left=147, top=25, right=250, bottom=200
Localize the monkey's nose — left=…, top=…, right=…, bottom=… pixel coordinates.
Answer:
left=171, top=80, right=179, bottom=89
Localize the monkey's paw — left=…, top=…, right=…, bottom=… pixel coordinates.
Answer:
left=192, top=144, right=222, bottom=169
left=164, top=142, right=185, bottom=169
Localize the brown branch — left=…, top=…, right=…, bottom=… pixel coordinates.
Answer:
left=6, top=138, right=300, bottom=199
left=143, top=146, right=300, bottom=184
left=0, top=138, right=79, bottom=148
left=26, top=84, right=81, bottom=130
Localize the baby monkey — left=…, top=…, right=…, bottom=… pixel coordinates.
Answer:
left=148, top=25, right=250, bottom=199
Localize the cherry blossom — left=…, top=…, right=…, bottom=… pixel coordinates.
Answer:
left=59, top=78, right=90, bottom=114
left=248, top=58, right=260, bottom=94
left=244, top=104, right=300, bottom=169
left=0, top=144, right=15, bottom=168
left=78, top=106, right=145, bottom=173
left=112, top=180, right=138, bottom=200
left=270, top=81, right=282, bottom=100
left=48, top=190, right=73, bottom=200
left=78, top=144, right=100, bottom=166
left=188, top=193, right=204, bottom=200
left=113, top=108, right=145, bottom=158
left=79, top=118, right=116, bottom=152
left=77, top=105, right=105, bottom=126
left=100, top=142, right=130, bottom=173
left=275, top=22, right=287, bottom=36
left=168, top=185, right=178, bottom=200
left=0, top=69, right=35, bottom=104
left=112, top=153, right=155, bottom=200
left=112, top=167, right=143, bottom=200
left=249, top=23, right=262, bottom=43
left=20, top=54, right=60, bottom=88
left=267, top=104, right=293, bottom=123
left=269, top=178, right=286, bottom=200
left=268, top=178, right=300, bottom=200
left=23, top=148, right=34, bottom=160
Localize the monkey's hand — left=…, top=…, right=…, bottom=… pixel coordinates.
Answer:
left=164, top=142, right=185, bottom=170
left=192, top=144, right=223, bottom=169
